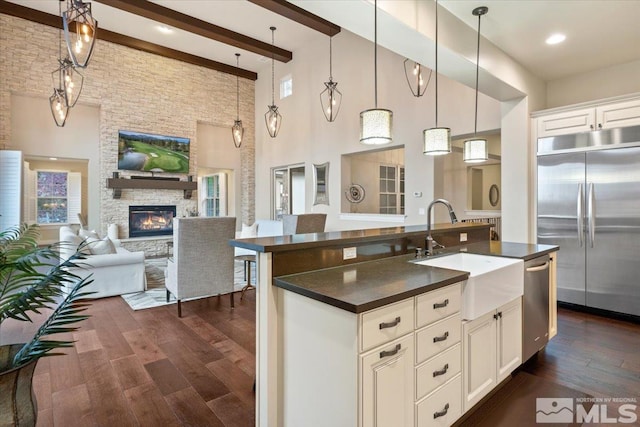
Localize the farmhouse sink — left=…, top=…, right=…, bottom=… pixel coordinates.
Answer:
left=414, top=253, right=524, bottom=320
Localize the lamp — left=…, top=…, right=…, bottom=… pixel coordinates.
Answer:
left=403, top=59, right=431, bottom=97
left=51, top=57, right=84, bottom=108
left=320, top=36, right=342, bottom=122
left=463, top=6, right=489, bottom=163
left=360, top=0, right=392, bottom=145
left=63, top=0, right=97, bottom=69
left=232, top=53, right=244, bottom=148
left=49, top=88, right=69, bottom=127
left=265, top=26, right=282, bottom=138
left=423, top=0, right=451, bottom=155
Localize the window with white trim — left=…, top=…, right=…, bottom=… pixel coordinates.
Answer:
left=379, top=165, right=405, bottom=215
left=280, top=74, right=292, bottom=99
left=34, top=171, right=81, bottom=224
left=201, top=173, right=227, bottom=217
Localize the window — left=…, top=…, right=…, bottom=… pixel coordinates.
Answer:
left=35, top=171, right=81, bottom=224
left=379, top=165, right=405, bottom=215
left=280, top=74, right=292, bottom=99
left=201, top=173, right=227, bottom=217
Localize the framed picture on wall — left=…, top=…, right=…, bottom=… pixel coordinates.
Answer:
left=313, top=162, right=329, bottom=205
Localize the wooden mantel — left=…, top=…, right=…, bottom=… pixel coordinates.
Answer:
left=106, top=177, right=197, bottom=199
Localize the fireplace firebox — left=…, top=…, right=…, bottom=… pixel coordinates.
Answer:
left=129, top=205, right=176, bottom=238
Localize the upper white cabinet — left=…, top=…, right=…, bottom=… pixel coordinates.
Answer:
left=536, top=98, right=640, bottom=138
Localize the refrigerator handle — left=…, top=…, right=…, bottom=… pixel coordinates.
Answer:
left=577, top=183, right=584, bottom=247
left=588, top=183, right=595, bottom=248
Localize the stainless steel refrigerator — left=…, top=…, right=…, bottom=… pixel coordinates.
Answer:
left=537, top=126, right=640, bottom=317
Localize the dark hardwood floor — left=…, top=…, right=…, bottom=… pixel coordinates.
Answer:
left=2, top=296, right=638, bottom=426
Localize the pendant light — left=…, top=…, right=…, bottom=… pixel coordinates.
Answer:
left=50, top=1, right=70, bottom=127
left=359, top=0, right=392, bottom=145
left=63, top=0, right=98, bottom=69
left=232, top=53, right=244, bottom=148
left=320, top=36, right=342, bottom=122
left=265, top=26, right=282, bottom=138
left=403, top=59, right=431, bottom=97
left=423, top=0, right=451, bottom=155
left=464, top=6, right=489, bottom=163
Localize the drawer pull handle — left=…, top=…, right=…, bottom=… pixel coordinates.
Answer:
left=433, top=299, right=449, bottom=309
left=379, top=344, right=401, bottom=359
left=379, top=317, right=401, bottom=330
left=432, top=363, right=449, bottom=377
left=433, top=403, right=450, bottom=419
left=433, top=331, right=449, bottom=343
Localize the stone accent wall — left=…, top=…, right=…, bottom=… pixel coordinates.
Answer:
left=0, top=14, right=255, bottom=252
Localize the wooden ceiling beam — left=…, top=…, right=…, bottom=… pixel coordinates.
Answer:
left=247, top=0, right=340, bottom=37
left=0, top=0, right=258, bottom=80
left=95, top=0, right=293, bottom=63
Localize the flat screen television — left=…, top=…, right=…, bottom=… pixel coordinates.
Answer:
left=117, top=130, right=190, bottom=174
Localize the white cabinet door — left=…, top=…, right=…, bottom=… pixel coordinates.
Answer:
left=496, top=298, right=522, bottom=383
left=462, top=310, right=496, bottom=412
left=537, top=108, right=595, bottom=138
left=361, top=334, right=414, bottom=427
left=597, top=99, right=640, bottom=130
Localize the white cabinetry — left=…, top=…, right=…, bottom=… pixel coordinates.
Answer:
left=462, top=297, right=522, bottom=412
left=548, top=251, right=558, bottom=339
left=536, top=98, right=640, bottom=138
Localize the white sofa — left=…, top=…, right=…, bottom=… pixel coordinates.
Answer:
left=59, top=226, right=146, bottom=298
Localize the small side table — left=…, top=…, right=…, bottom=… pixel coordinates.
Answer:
left=235, top=254, right=256, bottom=300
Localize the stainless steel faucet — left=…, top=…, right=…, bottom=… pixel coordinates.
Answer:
left=426, top=199, right=458, bottom=256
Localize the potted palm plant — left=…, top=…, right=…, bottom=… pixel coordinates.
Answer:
left=0, top=224, right=92, bottom=426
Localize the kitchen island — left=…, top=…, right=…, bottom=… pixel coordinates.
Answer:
left=229, top=223, right=557, bottom=426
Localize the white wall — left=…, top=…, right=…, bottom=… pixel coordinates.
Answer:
left=254, top=29, right=501, bottom=231
left=10, top=94, right=100, bottom=231
left=546, top=59, right=640, bottom=108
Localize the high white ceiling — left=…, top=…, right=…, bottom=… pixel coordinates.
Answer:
left=6, top=0, right=640, bottom=82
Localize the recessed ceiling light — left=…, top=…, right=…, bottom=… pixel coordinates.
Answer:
left=156, top=25, right=173, bottom=34
left=546, top=33, right=566, bottom=45
left=49, top=157, right=58, bottom=161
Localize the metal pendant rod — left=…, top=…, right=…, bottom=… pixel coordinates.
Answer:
left=374, top=0, right=378, bottom=108
left=435, top=0, right=439, bottom=127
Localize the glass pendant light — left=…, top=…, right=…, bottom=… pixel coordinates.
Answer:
left=50, top=2, right=70, bottom=127
left=423, top=0, right=451, bottom=155
left=54, top=57, right=84, bottom=108
left=63, top=0, right=98, bottom=68
left=464, top=6, right=489, bottom=163
left=232, top=53, right=244, bottom=148
left=265, top=26, right=282, bottom=138
left=360, top=0, right=392, bottom=145
left=403, top=59, right=431, bottom=97
left=320, top=36, right=342, bottom=122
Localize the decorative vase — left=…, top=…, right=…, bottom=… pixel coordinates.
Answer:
left=0, top=344, right=38, bottom=427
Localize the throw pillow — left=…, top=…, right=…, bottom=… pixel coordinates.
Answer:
left=85, top=236, right=117, bottom=255
left=79, top=229, right=100, bottom=239
left=240, top=222, right=259, bottom=238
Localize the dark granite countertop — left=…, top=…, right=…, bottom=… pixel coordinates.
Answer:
left=274, top=254, right=469, bottom=313
left=273, top=240, right=558, bottom=313
left=443, top=241, right=558, bottom=261
left=229, top=222, right=490, bottom=253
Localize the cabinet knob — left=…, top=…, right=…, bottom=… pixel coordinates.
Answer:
left=590, top=124, right=594, bottom=130
left=379, top=317, right=401, bottom=330
left=379, top=343, right=401, bottom=359
left=433, top=331, right=449, bottom=343
left=433, top=403, right=450, bottom=419
left=598, top=123, right=603, bottom=129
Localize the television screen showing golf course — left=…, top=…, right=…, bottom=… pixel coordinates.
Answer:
left=117, top=130, right=190, bottom=173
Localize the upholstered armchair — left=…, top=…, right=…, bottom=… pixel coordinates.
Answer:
left=282, top=213, right=327, bottom=235
left=165, top=216, right=236, bottom=317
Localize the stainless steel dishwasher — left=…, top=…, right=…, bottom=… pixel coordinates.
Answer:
left=523, top=254, right=550, bottom=361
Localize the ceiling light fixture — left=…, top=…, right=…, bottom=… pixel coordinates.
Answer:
left=320, top=36, right=342, bottom=122
left=156, top=25, right=173, bottom=34
left=63, top=0, right=97, bottom=68
left=464, top=6, right=489, bottom=164
left=50, top=1, right=71, bottom=127
left=423, top=0, right=450, bottom=155
left=265, top=26, right=282, bottom=138
left=53, top=57, right=84, bottom=108
left=359, top=0, right=392, bottom=145
left=545, top=33, right=566, bottom=45
left=232, top=53, right=244, bottom=148
left=403, top=59, right=432, bottom=97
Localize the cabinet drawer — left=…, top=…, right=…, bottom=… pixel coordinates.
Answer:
left=415, top=314, right=461, bottom=364
left=416, top=343, right=461, bottom=401
left=361, top=298, right=414, bottom=352
left=416, top=375, right=462, bottom=427
left=416, top=283, right=461, bottom=328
